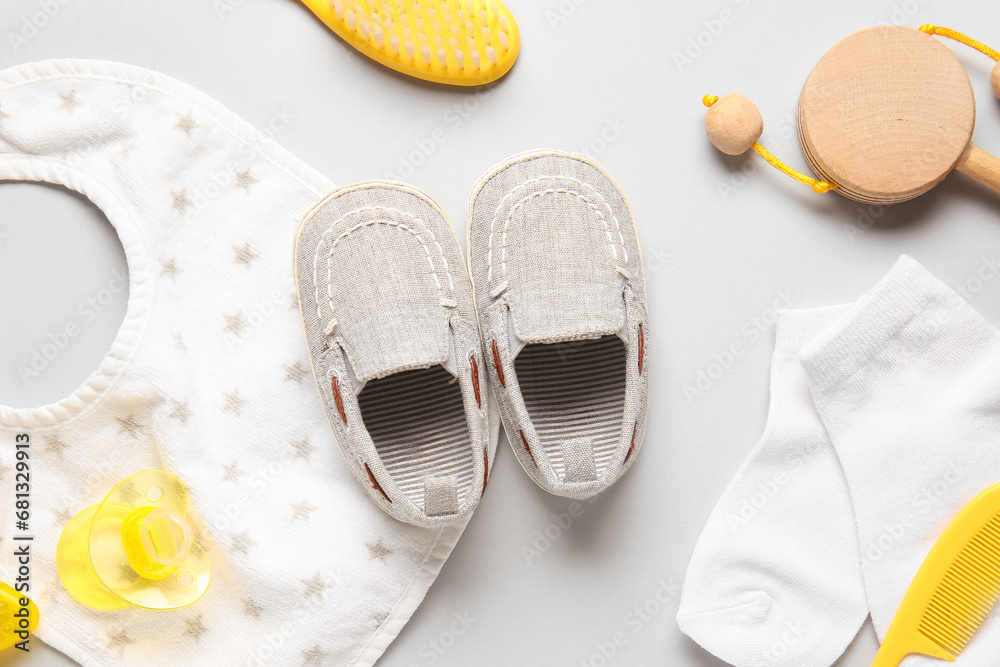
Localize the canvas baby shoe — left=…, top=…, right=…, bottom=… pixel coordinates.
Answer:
left=467, top=150, right=649, bottom=499
left=294, top=182, right=493, bottom=527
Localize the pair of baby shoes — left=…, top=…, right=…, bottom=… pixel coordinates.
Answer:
left=293, top=150, right=649, bottom=527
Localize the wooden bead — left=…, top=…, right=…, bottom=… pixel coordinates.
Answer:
left=993, top=61, right=1000, bottom=102
left=705, top=94, right=763, bottom=155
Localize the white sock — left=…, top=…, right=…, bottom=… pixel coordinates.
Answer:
left=678, top=306, right=868, bottom=667
left=800, top=256, right=1000, bottom=664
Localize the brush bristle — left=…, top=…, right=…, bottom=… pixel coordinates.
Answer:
left=325, top=0, right=514, bottom=76
left=918, top=513, right=1000, bottom=655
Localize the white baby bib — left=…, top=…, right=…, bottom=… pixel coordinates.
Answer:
left=0, top=59, right=483, bottom=666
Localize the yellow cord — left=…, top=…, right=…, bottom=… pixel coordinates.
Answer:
left=752, top=143, right=836, bottom=193
left=920, top=24, right=1000, bottom=61
left=702, top=94, right=836, bottom=194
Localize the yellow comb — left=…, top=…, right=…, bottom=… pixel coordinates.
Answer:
left=299, top=0, right=520, bottom=86
left=873, top=483, right=1000, bottom=666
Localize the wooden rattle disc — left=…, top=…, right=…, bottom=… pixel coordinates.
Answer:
left=799, top=26, right=1000, bottom=204
left=705, top=94, right=764, bottom=155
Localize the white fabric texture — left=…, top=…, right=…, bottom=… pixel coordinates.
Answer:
left=800, top=255, right=1000, bottom=666
left=677, top=306, right=868, bottom=667
left=0, top=59, right=471, bottom=667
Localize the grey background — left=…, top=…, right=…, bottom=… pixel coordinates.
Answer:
left=1, top=0, right=999, bottom=665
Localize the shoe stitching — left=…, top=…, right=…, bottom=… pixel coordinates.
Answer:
left=483, top=175, right=628, bottom=284
left=311, top=205, right=455, bottom=323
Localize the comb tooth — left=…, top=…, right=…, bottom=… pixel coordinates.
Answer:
left=485, top=44, right=497, bottom=65
left=346, top=8, right=357, bottom=30
left=455, top=49, right=464, bottom=69
left=436, top=47, right=446, bottom=65
left=489, top=1, right=498, bottom=15
left=465, top=20, right=475, bottom=33
left=374, top=25, right=384, bottom=46
left=917, top=527, right=1000, bottom=659
left=471, top=48, right=480, bottom=70
left=498, top=14, right=508, bottom=31
left=389, top=34, right=400, bottom=54
left=360, top=18, right=370, bottom=38
left=927, top=607, right=974, bottom=646
left=481, top=25, right=490, bottom=40
left=405, top=39, right=416, bottom=60
left=421, top=44, right=432, bottom=64
left=498, top=30, right=507, bottom=51
left=333, top=0, right=345, bottom=21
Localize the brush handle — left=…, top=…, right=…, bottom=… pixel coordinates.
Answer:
left=870, top=627, right=956, bottom=667
left=956, top=144, right=1000, bottom=194
left=870, top=639, right=909, bottom=667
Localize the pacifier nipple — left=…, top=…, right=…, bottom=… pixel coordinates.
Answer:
left=123, top=506, right=193, bottom=579
left=57, top=470, right=212, bottom=611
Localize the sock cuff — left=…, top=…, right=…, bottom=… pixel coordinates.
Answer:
left=798, top=255, right=989, bottom=390
left=776, top=306, right=853, bottom=352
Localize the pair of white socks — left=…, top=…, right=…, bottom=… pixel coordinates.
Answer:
left=677, top=256, right=1000, bottom=667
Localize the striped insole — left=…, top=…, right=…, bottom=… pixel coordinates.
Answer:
left=358, top=365, right=474, bottom=511
left=514, top=335, right=627, bottom=481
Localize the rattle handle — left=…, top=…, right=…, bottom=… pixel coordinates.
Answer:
left=956, top=145, right=1000, bottom=194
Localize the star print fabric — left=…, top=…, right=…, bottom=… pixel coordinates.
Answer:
left=0, top=59, right=470, bottom=667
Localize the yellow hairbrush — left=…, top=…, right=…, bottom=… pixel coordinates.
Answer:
left=299, top=0, right=520, bottom=86
left=873, top=483, right=1000, bottom=665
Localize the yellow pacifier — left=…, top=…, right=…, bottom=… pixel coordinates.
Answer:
left=56, top=470, right=211, bottom=611
left=0, top=581, right=38, bottom=650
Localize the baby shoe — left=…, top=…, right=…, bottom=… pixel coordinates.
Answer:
left=467, top=150, right=649, bottom=499
left=294, top=181, right=493, bottom=527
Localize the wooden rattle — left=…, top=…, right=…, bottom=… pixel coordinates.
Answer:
left=704, top=25, right=1000, bottom=203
